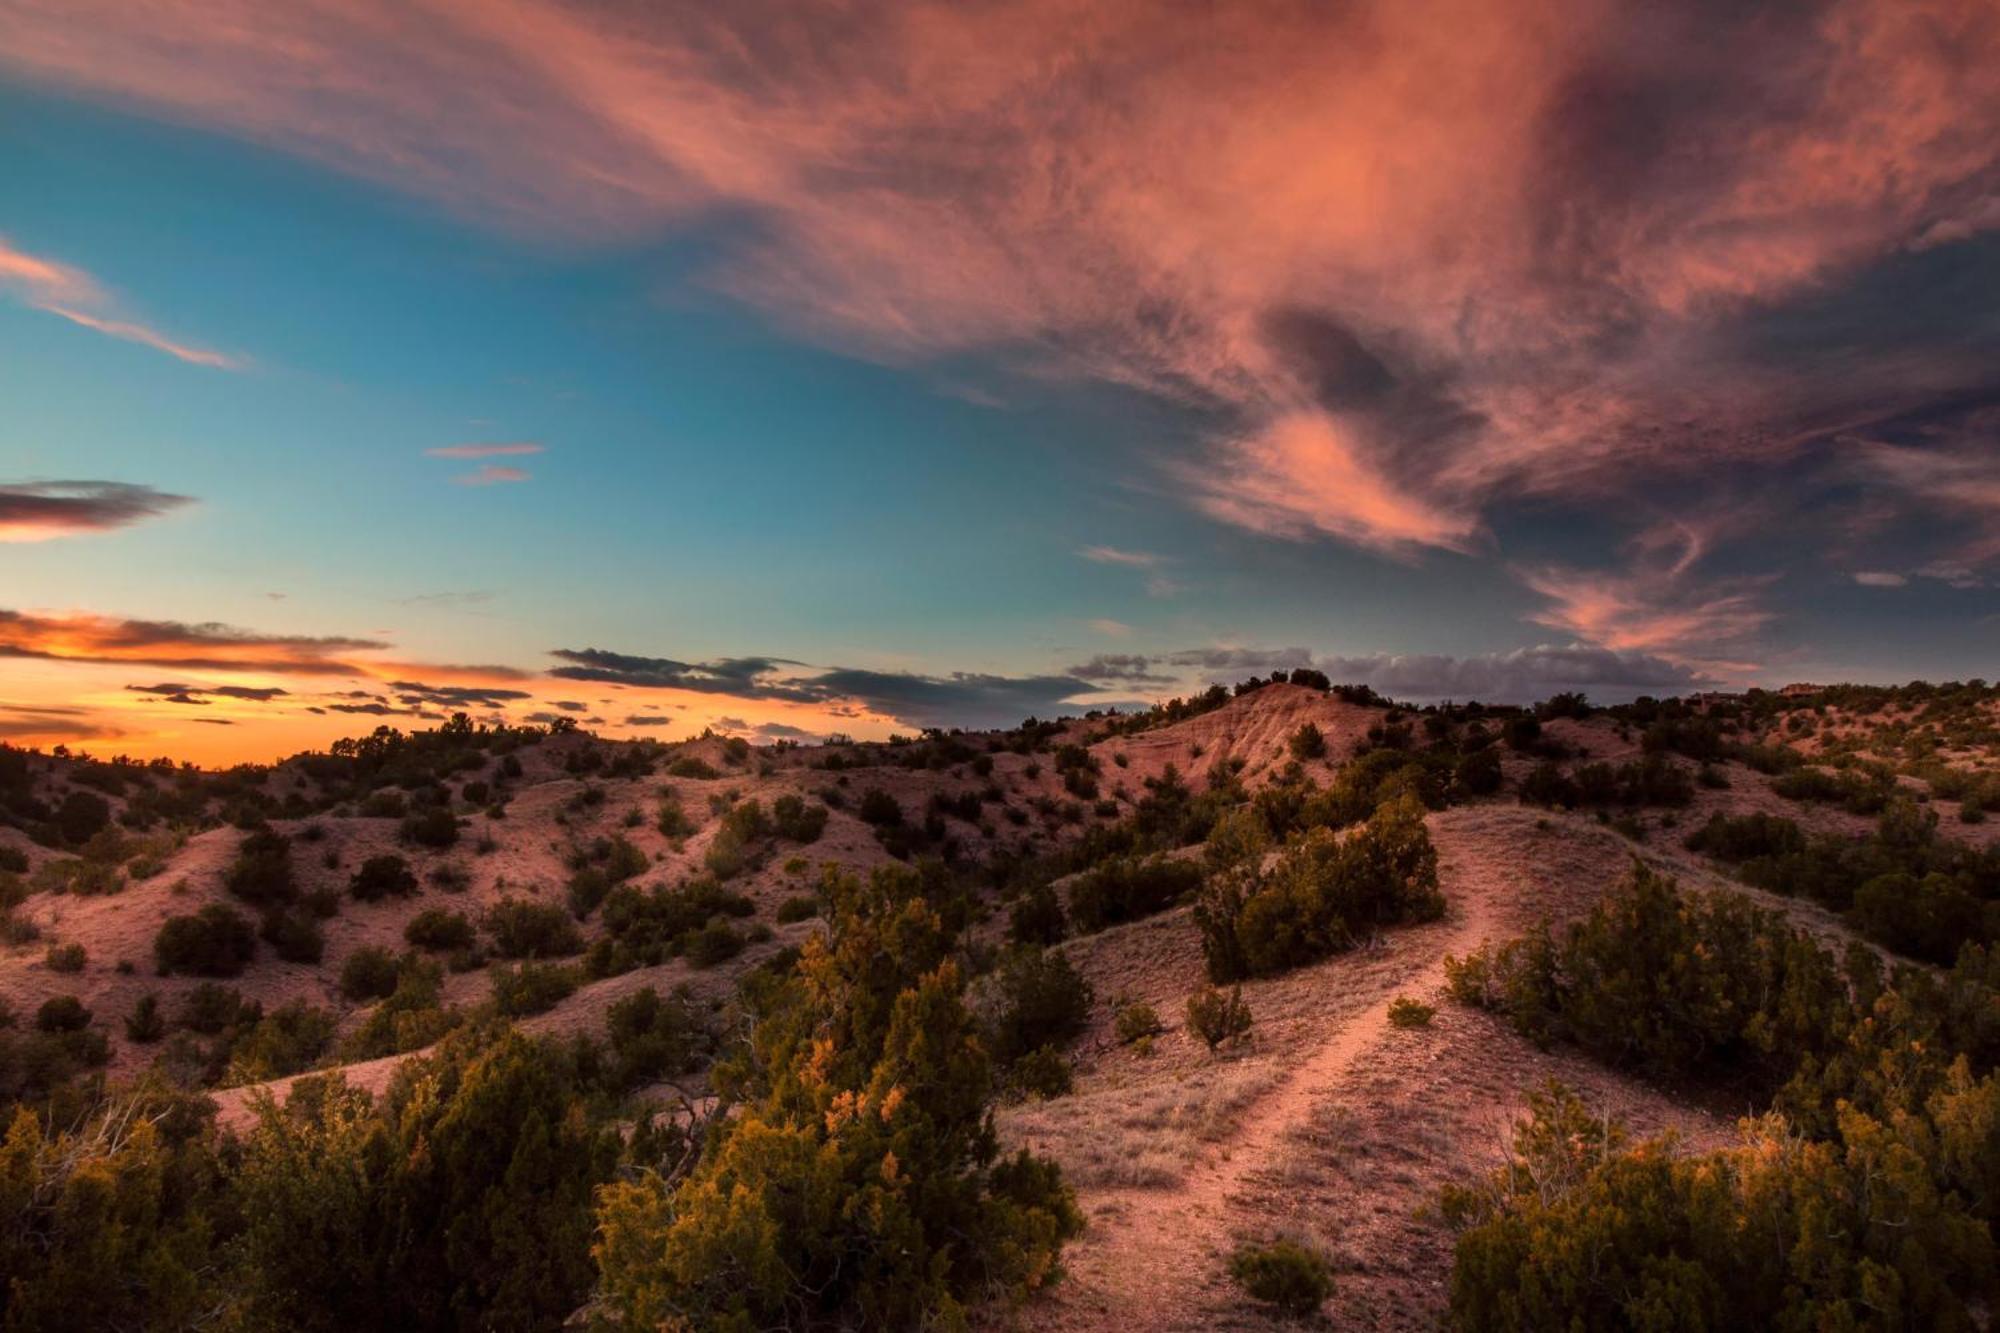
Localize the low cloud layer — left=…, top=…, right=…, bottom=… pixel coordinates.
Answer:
left=550, top=646, right=1101, bottom=729
left=0, top=480, right=192, bottom=542
left=1068, top=643, right=1705, bottom=705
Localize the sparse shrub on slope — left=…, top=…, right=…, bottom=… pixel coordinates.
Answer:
left=772, top=792, right=828, bottom=843
left=236, top=1028, right=618, bottom=1331
left=1196, top=795, right=1443, bottom=981
left=155, top=904, right=256, bottom=977
left=1445, top=863, right=1848, bottom=1091
left=984, top=946, right=1093, bottom=1066
left=1687, top=800, right=2000, bottom=964
left=587, top=878, right=754, bottom=976
left=405, top=907, right=476, bottom=952
left=489, top=960, right=580, bottom=1016
left=1065, top=854, right=1202, bottom=934
left=1230, top=1240, right=1332, bottom=1316
left=593, top=860, right=1082, bottom=1330
left=1185, top=984, right=1253, bottom=1052
left=1442, top=1081, right=1996, bottom=1332
left=604, top=985, right=711, bottom=1091
left=485, top=898, right=584, bottom=959
left=1008, top=881, right=1067, bottom=945
left=349, top=854, right=418, bottom=902
left=338, top=946, right=402, bottom=1001
left=1451, top=745, right=1503, bottom=798
left=224, top=826, right=296, bottom=907
left=398, top=806, right=460, bottom=850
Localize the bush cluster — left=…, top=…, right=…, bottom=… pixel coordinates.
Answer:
left=1195, top=795, right=1443, bottom=981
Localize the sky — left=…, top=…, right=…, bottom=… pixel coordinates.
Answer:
left=0, top=0, right=1996, bottom=765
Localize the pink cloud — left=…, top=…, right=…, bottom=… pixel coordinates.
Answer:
left=3, top=0, right=1994, bottom=557
left=1517, top=520, right=1774, bottom=666
left=454, top=464, right=531, bottom=485
left=1187, top=411, right=1478, bottom=557
left=1078, top=545, right=1161, bottom=569
left=0, top=235, right=239, bottom=368
left=426, top=442, right=545, bottom=458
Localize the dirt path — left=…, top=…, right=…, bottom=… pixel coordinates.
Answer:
left=1043, top=823, right=1505, bottom=1330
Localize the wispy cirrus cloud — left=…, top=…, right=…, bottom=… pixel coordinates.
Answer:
left=0, top=235, right=240, bottom=368
left=0, top=481, right=192, bottom=542
left=425, top=442, right=545, bottom=459
left=1517, top=520, right=1774, bottom=666
left=1078, top=546, right=1163, bottom=569
left=453, top=464, right=531, bottom=486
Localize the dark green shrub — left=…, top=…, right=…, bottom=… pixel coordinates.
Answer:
left=593, top=860, right=1081, bottom=1330
left=986, top=947, right=1093, bottom=1065
left=55, top=791, right=111, bottom=845
left=590, top=879, right=754, bottom=975
left=260, top=908, right=325, bottom=965
left=180, top=982, right=255, bottom=1034
left=125, top=993, right=166, bottom=1043
left=1287, top=722, right=1327, bottom=761
left=339, top=946, right=403, bottom=1002
left=775, top=894, right=819, bottom=924
left=683, top=919, right=744, bottom=968
left=1388, top=996, right=1434, bottom=1028
left=405, top=907, right=476, bottom=952
left=565, top=866, right=612, bottom=919
left=1452, top=745, right=1503, bottom=797
left=489, top=961, right=579, bottom=1016
left=772, top=793, right=828, bottom=843
left=228, top=1000, right=337, bottom=1081
left=1185, top=984, right=1253, bottom=1051
left=656, top=792, right=695, bottom=838
left=1010, top=1044, right=1073, bottom=1098
left=224, top=827, right=295, bottom=906
left=1440, top=1082, right=1994, bottom=1331
left=236, top=1028, right=617, bottom=1330
left=1008, top=881, right=1067, bottom=945
left=35, top=995, right=90, bottom=1033
left=399, top=807, right=459, bottom=849
left=485, top=899, right=583, bottom=959
left=1066, top=855, right=1202, bottom=934
left=155, top=904, right=256, bottom=976
left=857, top=788, right=903, bottom=826
left=1685, top=811, right=1806, bottom=861
left=43, top=942, right=85, bottom=974
left=1229, top=1240, right=1332, bottom=1316
left=349, top=854, right=418, bottom=902
left=666, top=755, right=718, bottom=780
left=1114, top=1002, right=1162, bottom=1045
left=604, top=985, right=710, bottom=1090
left=343, top=956, right=458, bottom=1060
left=1197, top=795, right=1442, bottom=981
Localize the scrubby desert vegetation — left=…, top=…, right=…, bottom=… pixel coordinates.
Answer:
left=2, top=677, right=1999, bottom=1327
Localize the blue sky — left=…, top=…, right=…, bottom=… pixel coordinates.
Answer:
left=1, top=2, right=1995, bottom=761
